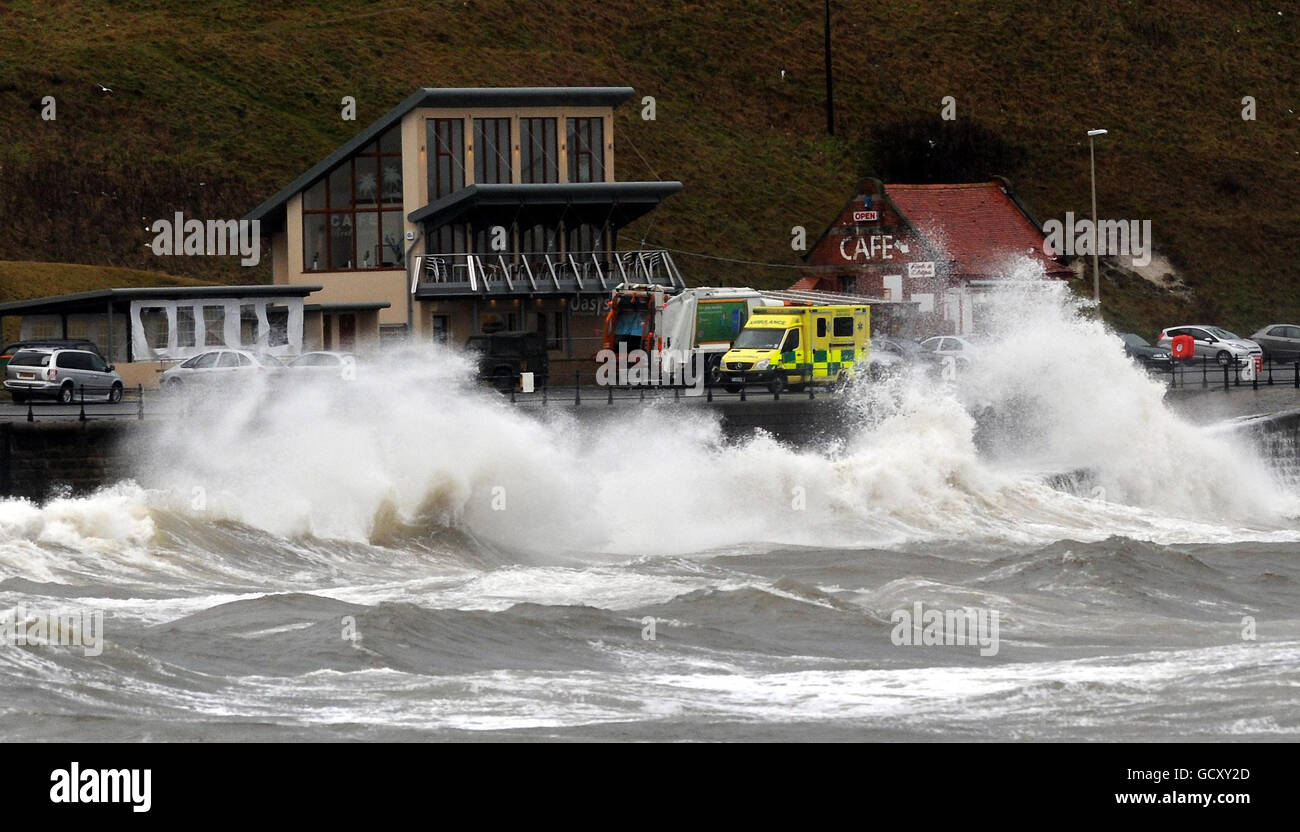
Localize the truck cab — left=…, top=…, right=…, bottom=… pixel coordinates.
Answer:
left=717, top=305, right=870, bottom=393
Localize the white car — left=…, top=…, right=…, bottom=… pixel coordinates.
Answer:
left=159, top=349, right=282, bottom=389
left=919, top=335, right=979, bottom=367
left=285, top=351, right=357, bottom=380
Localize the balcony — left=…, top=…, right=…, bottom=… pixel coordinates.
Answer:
left=412, top=249, right=684, bottom=297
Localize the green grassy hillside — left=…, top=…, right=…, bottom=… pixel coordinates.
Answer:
left=0, top=0, right=1295, bottom=338
left=0, top=260, right=213, bottom=342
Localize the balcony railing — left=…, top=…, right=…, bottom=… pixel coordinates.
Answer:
left=412, top=249, right=684, bottom=296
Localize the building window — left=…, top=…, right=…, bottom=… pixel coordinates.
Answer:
left=520, top=223, right=558, bottom=253
left=176, top=307, right=197, bottom=347
left=520, top=118, right=558, bottom=184
left=427, top=118, right=464, bottom=200
left=567, top=222, right=605, bottom=256
left=240, top=304, right=259, bottom=345
left=432, top=222, right=467, bottom=256
left=303, top=124, right=404, bottom=271
left=139, top=308, right=168, bottom=350
left=203, top=305, right=226, bottom=346
left=567, top=117, right=604, bottom=183
left=267, top=304, right=289, bottom=347
left=548, top=310, right=566, bottom=350
left=474, top=118, right=511, bottom=184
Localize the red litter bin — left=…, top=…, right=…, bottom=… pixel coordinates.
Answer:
left=1171, top=334, right=1195, bottom=360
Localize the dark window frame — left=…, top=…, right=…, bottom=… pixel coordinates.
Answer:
left=303, top=125, right=405, bottom=272
left=474, top=117, right=512, bottom=185
left=566, top=117, right=605, bottom=183
left=520, top=117, right=558, bottom=184
left=428, top=118, right=465, bottom=200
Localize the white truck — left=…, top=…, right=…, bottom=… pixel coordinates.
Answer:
left=601, top=284, right=776, bottom=379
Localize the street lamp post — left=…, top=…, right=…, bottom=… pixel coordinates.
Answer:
left=1087, top=128, right=1108, bottom=306
left=824, top=0, right=834, bottom=136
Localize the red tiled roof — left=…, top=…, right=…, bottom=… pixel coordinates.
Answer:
left=788, top=275, right=838, bottom=292
left=886, top=182, right=1072, bottom=280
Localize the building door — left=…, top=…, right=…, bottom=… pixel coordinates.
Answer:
left=338, top=314, right=356, bottom=351
left=431, top=314, right=450, bottom=345
left=323, top=315, right=333, bottom=350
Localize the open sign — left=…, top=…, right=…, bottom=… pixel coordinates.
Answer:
left=851, top=210, right=878, bottom=223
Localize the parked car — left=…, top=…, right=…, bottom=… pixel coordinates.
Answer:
left=1, top=339, right=104, bottom=373
left=918, top=335, right=979, bottom=367
left=1248, top=324, right=1300, bottom=363
left=285, top=351, right=357, bottom=380
left=465, top=331, right=549, bottom=391
left=159, top=349, right=282, bottom=389
left=1155, top=325, right=1262, bottom=366
left=1118, top=333, right=1173, bottom=370
left=867, top=336, right=945, bottom=378
left=4, top=348, right=125, bottom=404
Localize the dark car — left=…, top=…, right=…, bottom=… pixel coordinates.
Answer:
left=1248, top=324, right=1300, bottom=363
left=466, top=331, right=549, bottom=391
left=1, top=339, right=105, bottom=373
left=1119, top=333, right=1172, bottom=370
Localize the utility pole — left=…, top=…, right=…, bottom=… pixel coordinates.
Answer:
left=1087, top=128, right=1107, bottom=306
left=824, top=0, right=834, bottom=135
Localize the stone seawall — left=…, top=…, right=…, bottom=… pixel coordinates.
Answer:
left=0, top=422, right=137, bottom=500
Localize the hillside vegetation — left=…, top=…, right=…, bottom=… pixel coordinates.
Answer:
left=0, top=0, right=1296, bottom=338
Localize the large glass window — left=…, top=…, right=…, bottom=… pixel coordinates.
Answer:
left=520, top=118, right=558, bottom=184
left=303, top=125, right=404, bottom=271
left=427, top=118, right=464, bottom=200
left=567, top=117, right=604, bottom=183
left=474, top=118, right=512, bottom=184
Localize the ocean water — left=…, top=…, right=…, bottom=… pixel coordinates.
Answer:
left=2, top=274, right=1298, bottom=741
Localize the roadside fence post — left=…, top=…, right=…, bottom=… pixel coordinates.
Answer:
left=574, top=370, right=581, bottom=406
left=1223, top=362, right=1230, bottom=393
left=79, top=384, right=86, bottom=422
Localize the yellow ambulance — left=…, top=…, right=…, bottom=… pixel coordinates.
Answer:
left=716, top=304, right=870, bottom=393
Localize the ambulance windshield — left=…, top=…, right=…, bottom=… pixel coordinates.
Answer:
left=733, top=327, right=787, bottom=350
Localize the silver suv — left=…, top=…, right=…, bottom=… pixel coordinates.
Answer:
left=4, top=348, right=125, bottom=404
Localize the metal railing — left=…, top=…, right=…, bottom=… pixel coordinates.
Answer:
left=414, top=249, right=684, bottom=296
left=1161, top=355, right=1300, bottom=393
